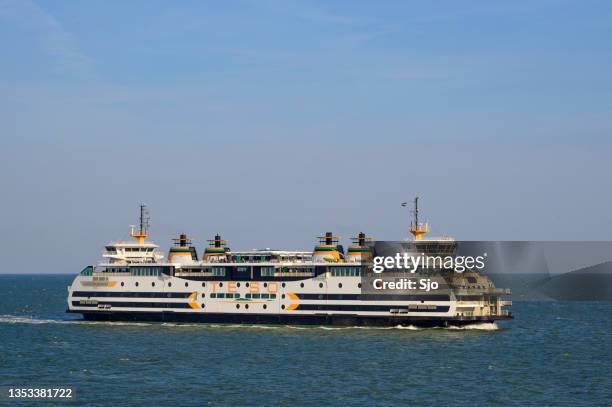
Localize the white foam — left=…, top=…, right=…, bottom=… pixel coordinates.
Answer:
left=446, top=322, right=499, bottom=331
left=392, top=324, right=422, bottom=330
left=0, top=314, right=152, bottom=327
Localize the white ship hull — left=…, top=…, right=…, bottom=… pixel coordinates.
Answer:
left=67, top=268, right=511, bottom=327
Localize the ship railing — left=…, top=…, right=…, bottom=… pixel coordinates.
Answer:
left=454, top=288, right=511, bottom=296
left=175, top=271, right=215, bottom=277
left=92, top=271, right=132, bottom=277
left=273, top=272, right=314, bottom=277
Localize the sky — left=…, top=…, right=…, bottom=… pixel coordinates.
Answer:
left=1, top=0, right=611, bottom=273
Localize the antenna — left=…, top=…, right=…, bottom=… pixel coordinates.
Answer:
left=413, top=196, right=419, bottom=228
left=139, top=204, right=150, bottom=235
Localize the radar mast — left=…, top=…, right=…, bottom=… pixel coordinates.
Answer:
left=130, top=204, right=150, bottom=244
left=403, top=197, right=430, bottom=240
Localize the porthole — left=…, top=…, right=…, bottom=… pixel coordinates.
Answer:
left=358, top=283, right=362, bottom=288
left=202, top=293, right=205, bottom=298
left=300, top=283, right=304, bottom=288
left=282, top=282, right=286, bottom=288
left=121, top=282, right=124, bottom=287
left=201, top=303, right=205, bottom=308
left=246, top=282, right=250, bottom=287
left=168, top=282, right=172, bottom=287
left=219, top=282, right=223, bottom=287
left=236, top=304, right=240, bottom=309
left=245, top=304, right=249, bottom=309
left=281, top=294, right=286, bottom=299
left=135, top=282, right=139, bottom=287
left=151, top=282, right=155, bottom=287
left=237, top=282, right=241, bottom=288
left=281, top=305, right=285, bottom=310
left=201, top=282, right=206, bottom=287
left=319, top=283, right=323, bottom=288
left=263, top=304, right=267, bottom=310
left=263, top=282, right=268, bottom=288
left=185, top=282, right=189, bottom=287
left=338, top=283, right=342, bottom=288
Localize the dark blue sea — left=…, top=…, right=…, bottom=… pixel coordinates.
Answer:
left=1, top=274, right=611, bottom=406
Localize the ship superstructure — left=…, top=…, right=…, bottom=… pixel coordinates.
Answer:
left=67, top=202, right=512, bottom=326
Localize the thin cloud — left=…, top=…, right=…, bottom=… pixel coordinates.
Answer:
left=0, top=0, right=93, bottom=75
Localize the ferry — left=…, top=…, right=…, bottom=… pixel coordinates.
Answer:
left=66, top=202, right=512, bottom=326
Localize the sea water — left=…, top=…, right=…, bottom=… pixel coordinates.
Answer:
left=0, top=274, right=610, bottom=406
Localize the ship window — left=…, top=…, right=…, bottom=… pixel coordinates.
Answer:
left=237, top=267, right=247, bottom=272
left=201, top=303, right=205, bottom=308
left=202, top=293, right=205, bottom=298
left=331, top=267, right=361, bottom=277
left=281, top=283, right=286, bottom=288
left=263, top=304, right=267, bottom=309
left=271, top=294, right=277, bottom=299
left=319, top=283, right=323, bottom=288
left=358, top=283, right=362, bottom=288
left=260, top=267, right=275, bottom=277
left=252, top=293, right=261, bottom=299
left=219, top=282, right=223, bottom=287
left=201, top=282, right=206, bottom=287
left=135, top=282, right=139, bottom=287
left=246, top=282, right=249, bottom=287
left=281, top=305, right=285, bottom=310
left=168, top=282, right=172, bottom=287
left=121, top=282, right=124, bottom=287
left=264, top=282, right=268, bottom=288
left=237, top=283, right=241, bottom=288
left=211, top=267, right=225, bottom=276
left=338, top=283, right=342, bottom=288
left=261, top=294, right=269, bottom=299
left=151, top=282, right=155, bottom=287
left=185, top=282, right=189, bottom=287
left=281, top=294, right=286, bottom=299
left=211, top=293, right=216, bottom=298
left=245, top=304, right=249, bottom=309
left=236, top=304, right=240, bottom=309
left=300, top=283, right=304, bottom=288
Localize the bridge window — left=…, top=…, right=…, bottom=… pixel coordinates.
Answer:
left=79, top=266, right=93, bottom=276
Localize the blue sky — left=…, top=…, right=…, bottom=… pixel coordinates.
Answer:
left=1, top=1, right=612, bottom=272
left=2, top=0, right=612, bottom=144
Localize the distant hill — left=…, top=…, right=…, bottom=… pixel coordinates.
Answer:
left=539, top=261, right=612, bottom=300
left=489, top=261, right=612, bottom=301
